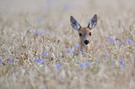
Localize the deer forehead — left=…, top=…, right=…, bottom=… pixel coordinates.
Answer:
left=79, top=27, right=92, bottom=33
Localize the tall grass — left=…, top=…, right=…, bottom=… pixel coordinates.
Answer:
left=0, top=0, right=135, bottom=89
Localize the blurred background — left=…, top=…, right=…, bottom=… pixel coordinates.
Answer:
left=0, top=0, right=135, bottom=89
left=0, top=0, right=135, bottom=14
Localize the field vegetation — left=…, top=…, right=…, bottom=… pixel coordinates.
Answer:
left=0, top=0, right=135, bottom=89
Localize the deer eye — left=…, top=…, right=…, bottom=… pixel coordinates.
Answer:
left=79, top=33, right=82, bottom=36
left=89, top=32, right=91, bottom=36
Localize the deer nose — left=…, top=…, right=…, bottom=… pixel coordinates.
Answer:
left=84, top=40, right=89, bottom=45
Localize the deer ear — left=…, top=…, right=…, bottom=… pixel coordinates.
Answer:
left=70, top=16, right=81, bottom=30
left=88, top=14, right=97, bottom=29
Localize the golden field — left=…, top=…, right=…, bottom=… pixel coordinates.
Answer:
left=0, top=0, right=135, bottom=89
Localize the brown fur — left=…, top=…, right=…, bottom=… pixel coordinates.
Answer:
left=78, top=27, right=92, bottom=52
left=70, top=14, right=97, bottom=53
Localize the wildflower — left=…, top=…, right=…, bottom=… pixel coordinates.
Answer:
left=75, top=44, right=80, bottom=48
left=35, top=30, right=39, bottom=36
left=80, top=63, right=84, bottom=67
left=80, top=61, right=90, bottom=67
left=40, top=60, right=45, bottom=65
left=42, top=52, right=47, bottom=57
left=71, top=49, right=75, bottom=54
left=108, top=36, right=115, bottom=43
left=81, top=49, right=85, bottom=54
left=116, top=40, right=122, bottom=45
left=66, top=49, right=71, bottom=54
left=83, top=61, right=90, bottom=66
left=55, top=64, right=61, bottom=69
left=119, top=59, right=125, bottom=69
left=126, top=39, right=133, bottom=44
left=35, top=58, right=40, bottom=63
left=66, top=48, right=77, bottom=54
left=8, top=58, right=13, bottom=62
left=119, top=59, right=124, bottom=65
left=103, top=54, right=109, bottom=57
left=0, top=59, right=3, bottom=63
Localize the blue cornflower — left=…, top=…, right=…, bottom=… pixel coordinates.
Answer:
left=81, top=49, right=85, bottom=54
left=117, top=40, right=122, bottom=45
left=35, top=58, right=40, bottom=63
left=75, top=44, right=80, bottom=48
left=83, top=61, right=90, bottom=66
left=66, top=48, right=76, bottom=54
left=55, top=64, right=61, bottom=69
left=0, top=59, right=3, bottom=63
left=8, top=58, right=13, bottom=62
left=71, top=49, right=75, bottom=53
left=119, top=59, right=124, bottom=65
left=80, top=61, right=90, bottom=67
left=80, top=63, right=84, bottom=67
left=119, top=59, right=125, bottom=69
left=103, top=54, right=109, bottom=57
left=35, top=30, right=39, bottom=36
left=126, top=39, right=133, bottom=44
left=108, top=36, right=115, bottom=43
left=66, top=49, right=71, bottom=54
left=42, top=52, right=47, bottom=57
left=40, top=60, right=45, bottom=65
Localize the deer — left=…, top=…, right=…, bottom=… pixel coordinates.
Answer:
left=70, top=14, right=97, bottom=53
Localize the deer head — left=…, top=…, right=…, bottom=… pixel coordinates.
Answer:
left=70, top=14, right=97, bottom=52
